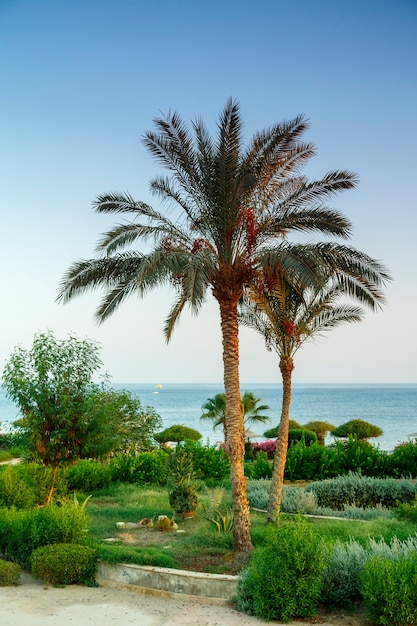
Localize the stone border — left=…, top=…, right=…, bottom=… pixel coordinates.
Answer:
left=96, top=561, right=238, bottom=605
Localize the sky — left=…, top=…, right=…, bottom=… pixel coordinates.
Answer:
left=0, top=0, right=416, bottom=385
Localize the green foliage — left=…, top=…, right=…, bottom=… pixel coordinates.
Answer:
left=167, top=446, right=197, bottom=486
left=94, top=544, right=178, bottom=569
left=30, top=543, right=96, bottom=585
left=395, top=497, right=417, bottom=522
left=0, top=451, right=13, bottom=463
left=285, top=440, right=337, bottom=481
left=306, top=472, right=417, bottom=510
left=235, top=519, right=325, bottom=622
left=109, top=450, right=168, bottom=485
left=332, top=419, right=383, bottom=440
left=1, top=331, right=104, bottom=504
left=202, top=488, right=233, bottom=534
left=263, top=420, right=300, bottom=438
left=154, top=425, right=201, bottom=444
left=390, top=440, right=417, bottom=478
left=169, top=485, right=198, bottom=514
left=0, top=463, right=67, bottom=508
left=303, top=420, right=335, bottom=445
left=66, top=460, right=113, bottom=492
left=321, top=539, right=368, bottom=608
left=333, top=437, right=391, bottom=477
left=0, top=559, right=20, bottom=586
left=0, top=503, right=89, bottom=569
left=360, top=553, right=417, bottom=625
left=244, top=451, right=272, bottom=479
left=0, top=464, right=36, bottom=508
left=181, top=440, right=230, bottom=482
left=288, top=428, right=318, bottom=447
left=81, top=387, right=162, bottom=458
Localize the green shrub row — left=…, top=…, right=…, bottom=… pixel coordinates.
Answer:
left=306, top=472, right=417, bottom=510
left=236, top=522, right=417, bottom=624
left=0, top=503, right=88, bottom=569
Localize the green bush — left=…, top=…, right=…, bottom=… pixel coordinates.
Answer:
left=181, top=441, right=230, bottom=482
left=332, top=419, right=382, bottom=440
left=263, top=420, right=300, bottom=438
left=288, top=428, right=317, bottom=447
left=244, top=451, right=272, bottom=479
left=66, top=460, right=113, bottom=492
left=285, top=441, right=338, bottom=481
left=31, top=543, right=96, bottom=585
left=390, top=440, right=417, bottom=478
left=0, top=463, right=68, bottom=507
left=0, top=559, right=20, bottom=586
left=306, top=472, right=416, bottom=510
left=395, top=497, right=417, bottom=522
left=360, top=553, right=417, bottom=625
left=154, top=425, right=201, bottom=444
left=334, top=438, right=390, bottom=477
left=235, top=519, right=325, bottom=622
left=321, top=539, right=368, bottom=608
left=169, top=485, right=198, bottom=514
left=109, top=450, right=168, bottom=485
left=0, top=503, right=89, bottom=569
left=0, top=465, right=36, bottom=508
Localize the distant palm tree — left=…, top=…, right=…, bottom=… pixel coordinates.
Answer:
left=57, top=99, right=362, bottom=560
left=200, top=390, right=270, bottom=442
left=239, top=259, right=389, bottom=522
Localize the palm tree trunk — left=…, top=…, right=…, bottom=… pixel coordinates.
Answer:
left=219, top=297, right=253, bottom=562
left=266, top=355, right=294, bottom=523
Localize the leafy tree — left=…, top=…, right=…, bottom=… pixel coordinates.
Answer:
left=263, top=420, right=300, bottom=438
left=239, top=265, right=389, bottom=521
left=57, top=99, right=369, bottom=559
left=82, top=386, right=162, bottom=457
left=304, top=420, right=336, bottom=446
left=200, top=390, right=270, bottom=442
left=1, top=331, right=103, bottom=505
left=154, top=424, right=201, bottom=444
left=332, top=419, right=383, bottom=441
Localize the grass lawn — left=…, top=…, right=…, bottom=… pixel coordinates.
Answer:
left=85, top=482, right=417, bottom=575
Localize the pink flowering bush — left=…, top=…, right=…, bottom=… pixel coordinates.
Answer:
left=252, top=440, right=276, bottom=459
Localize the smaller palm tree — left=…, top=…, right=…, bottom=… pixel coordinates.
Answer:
left=200, top=391, right=271, bottom=443
left=239, top=257, right=388, bottom=521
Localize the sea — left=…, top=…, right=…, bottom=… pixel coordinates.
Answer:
left=0, top=383, right=416, bottom=452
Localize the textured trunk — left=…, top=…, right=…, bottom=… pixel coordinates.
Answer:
left=219, top=297, right=253, bottom=561
left=266, top=355, right=294, bottom=523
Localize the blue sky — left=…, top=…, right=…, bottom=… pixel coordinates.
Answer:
left=1, top=0, right=416, bottom=384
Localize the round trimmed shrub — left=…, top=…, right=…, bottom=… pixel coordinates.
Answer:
left=235, top=519, right=325, bottom=622
left=30, top=543, right=96, bottom=585
left=0, top=559, right=20, bottom=586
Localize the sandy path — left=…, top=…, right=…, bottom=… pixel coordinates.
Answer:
left=0, top=572, right=371, bottom=626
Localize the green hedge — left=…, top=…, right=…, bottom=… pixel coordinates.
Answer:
left=0, top=504, right=89, bottom=569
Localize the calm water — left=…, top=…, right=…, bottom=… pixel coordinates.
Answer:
left=0, top=383, right=416, bottom=452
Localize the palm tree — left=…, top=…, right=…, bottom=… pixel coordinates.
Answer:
left=200, top=390, right=270, bottom=442
left=239, top=259, right=389, bottom=522
left=57, top=99, right=361, bottom=560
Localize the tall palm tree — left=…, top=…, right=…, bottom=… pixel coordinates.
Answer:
left=239, top=257, right=389, bottom=522
left=57, top=99, right=360, bottom=560
left=200, top=390, right=270, bottom=441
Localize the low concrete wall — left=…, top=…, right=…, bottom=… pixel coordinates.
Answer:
left=96, top=561, right=238, bottom=604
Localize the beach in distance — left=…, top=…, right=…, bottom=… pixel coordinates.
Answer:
left=1, top=382, right=414, bottom=452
